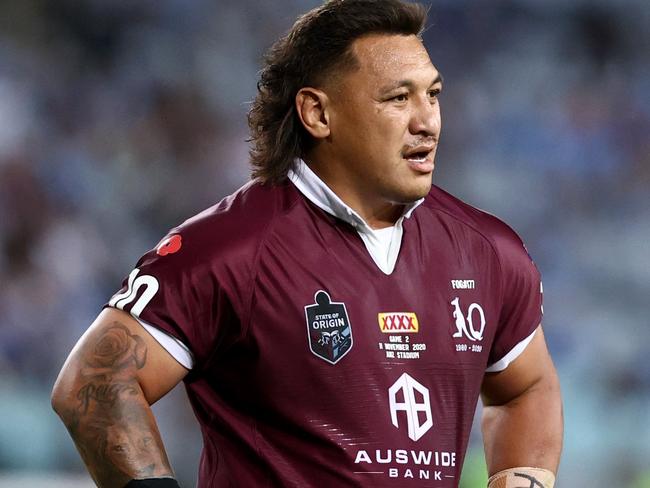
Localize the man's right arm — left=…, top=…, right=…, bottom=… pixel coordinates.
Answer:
left=51, top=308, right=189, bottom=488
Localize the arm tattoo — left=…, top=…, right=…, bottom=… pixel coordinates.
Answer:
left=62, top=322, right=173, bottom=487
left=77, top=382, right=139, bottom=415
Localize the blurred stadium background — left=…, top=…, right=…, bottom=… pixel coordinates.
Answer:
left=0, top=0, right=649, bottom=486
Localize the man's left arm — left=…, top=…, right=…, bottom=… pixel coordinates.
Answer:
left=481, top=325, right=563, bottom=486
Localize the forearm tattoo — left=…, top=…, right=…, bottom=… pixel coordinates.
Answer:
left=62, top=322, right=173, bottom=487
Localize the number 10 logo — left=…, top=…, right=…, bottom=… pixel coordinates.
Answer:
left=450, top=297, right=485, bottom=341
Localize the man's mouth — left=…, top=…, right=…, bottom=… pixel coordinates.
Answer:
left=402, top=145, right=436, bottom=173
left=404, top=151, right=431, bottom=163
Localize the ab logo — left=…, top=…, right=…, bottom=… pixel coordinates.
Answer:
left=388, top=373, right=433, bottom=442
left=450, top=297, right=485, bottom=342
left=108, top=268, right=159, bottom=317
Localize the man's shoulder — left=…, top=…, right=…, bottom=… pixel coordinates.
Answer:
left=422, top=185, right=530, bottom=260
left=154, top=179, right=300, bottom=268
left=182, top=178, right=297, bottom=227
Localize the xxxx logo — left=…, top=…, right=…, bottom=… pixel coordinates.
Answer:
left=378, top=313, right=419, bottom=333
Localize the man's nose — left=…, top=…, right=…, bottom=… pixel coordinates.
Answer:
left=409, top=97, right=440, bottom=137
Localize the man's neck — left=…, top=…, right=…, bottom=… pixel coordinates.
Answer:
left=303, top=158, right=404, bottom=230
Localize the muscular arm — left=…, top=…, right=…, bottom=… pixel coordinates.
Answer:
left=481, top=326, right=563, bottom=477
left=51, top=308, right=189, bottom=488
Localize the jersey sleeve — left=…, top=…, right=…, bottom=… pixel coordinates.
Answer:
left=106, top=231, right=242, bottom=371
left=486, top=225, right=543, bottom=372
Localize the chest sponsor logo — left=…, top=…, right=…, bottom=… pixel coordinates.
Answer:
left=353, top=449, right=457, bottom=482
left=352, top=373, right=458, bottom=482
left=388, top=373, right=433, bottom=442
left=451, top=297, right=485, bottom=342
left=304, top=290, right=353, bottom=365
left=378, top=312, right=419, bottom=333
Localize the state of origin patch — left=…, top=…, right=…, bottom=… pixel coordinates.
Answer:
left=304, top=290, right=353, bottom=365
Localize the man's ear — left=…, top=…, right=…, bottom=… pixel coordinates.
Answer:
left=295, top=87, right=331, bottom=140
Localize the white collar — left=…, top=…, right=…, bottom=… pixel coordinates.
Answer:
left=287, top=159, right=424, bottom=233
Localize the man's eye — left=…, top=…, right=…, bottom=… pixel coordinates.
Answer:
left=391, top=94, right=408, bottom=102
left=428, top=89, right=441, bottom=99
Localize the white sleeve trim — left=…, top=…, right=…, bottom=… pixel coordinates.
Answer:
left=485, top=328, right=537, bottom=373
left=135, top=317, right=195, bottom=370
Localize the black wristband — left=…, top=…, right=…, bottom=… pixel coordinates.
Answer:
left=124, top=478, right=181, bottom=488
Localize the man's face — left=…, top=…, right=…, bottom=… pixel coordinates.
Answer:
left=325, top=34, right=442, bottom=206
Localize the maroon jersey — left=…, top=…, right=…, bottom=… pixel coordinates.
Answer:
left=109, top=180, right=542, bottom=487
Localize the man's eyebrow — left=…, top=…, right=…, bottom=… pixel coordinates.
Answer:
left=379, top=73, right=444, bottom=94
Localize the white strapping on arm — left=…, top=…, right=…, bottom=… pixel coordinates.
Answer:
left=487, top=467, right=555, bottom=487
